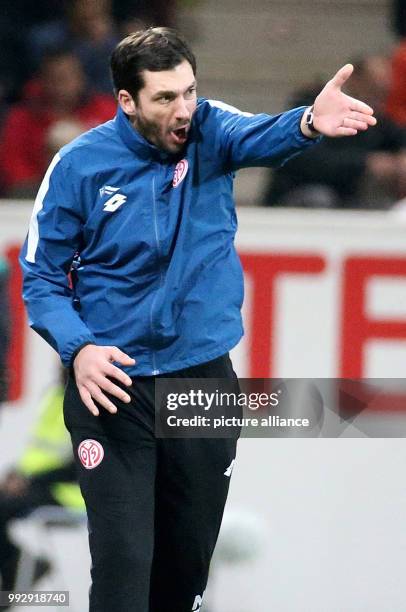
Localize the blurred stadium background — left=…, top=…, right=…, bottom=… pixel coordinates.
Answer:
left=1, top=1, right=406, bottom=610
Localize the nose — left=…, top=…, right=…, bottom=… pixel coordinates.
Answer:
left=174, top=96, right=190, bottom=122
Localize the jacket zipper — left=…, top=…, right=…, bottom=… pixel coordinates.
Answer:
left=150, top=174, right=164, bottom=375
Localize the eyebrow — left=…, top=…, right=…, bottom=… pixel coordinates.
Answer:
left=153, top=80, right=197, bottom=99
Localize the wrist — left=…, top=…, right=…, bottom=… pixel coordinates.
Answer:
left=300, top=105, right=320, bottom=139
left=70, top=341, right=96, bottom=369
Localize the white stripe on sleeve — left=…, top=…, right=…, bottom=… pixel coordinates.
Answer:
left=207, top=99, right=253, bottom=117
left=26, top=153, right=61, bottom=263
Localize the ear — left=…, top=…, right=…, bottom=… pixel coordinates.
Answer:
left=117, top=89, right=137, bottom=117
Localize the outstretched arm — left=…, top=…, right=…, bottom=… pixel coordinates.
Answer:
left=208, top=64, right=377, bottom=172
left=300, top=64, right=377, bottom=138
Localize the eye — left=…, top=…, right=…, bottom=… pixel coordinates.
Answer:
left=185, top=87, right=196, bottom=99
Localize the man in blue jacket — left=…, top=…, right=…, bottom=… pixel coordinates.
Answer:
left=20, top=28, right=376, bottom=612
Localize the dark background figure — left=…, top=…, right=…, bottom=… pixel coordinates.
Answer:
left=392, top=0, right=406, bottom=37
left=0, top=48, right=116, bottom=198
left=113, top=0, right=178, bottom=31
left=28, top=0, right=121, bottom=95
left=263, top=55, right=406, bottom=209
left=25, top=0, right=178, bottom=94
left=0, top=1, right=66, bottom=104
left=0, top=16, right=28, bottom=120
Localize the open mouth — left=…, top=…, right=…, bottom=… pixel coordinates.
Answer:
left=171, top=126, right=189, bottom=145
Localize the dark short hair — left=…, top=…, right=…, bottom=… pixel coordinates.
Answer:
left=110, top=27, right=197, bottom=100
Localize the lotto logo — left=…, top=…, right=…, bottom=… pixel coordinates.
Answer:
left=78, top=439, right=104, bottom=469
left=173, top=159, right=188, bottom=187
left=103, top=193, right=127, bottom=212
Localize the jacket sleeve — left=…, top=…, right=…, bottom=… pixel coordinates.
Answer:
left=19, top=153, right=96, bottom=367
left=207, top=100, right=321, bottom=172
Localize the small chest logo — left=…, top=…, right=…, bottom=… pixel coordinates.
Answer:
left=173, top=159, right=188, bottom=188
left=100, top=185, right=127, bottom=212
left=78, top=439, right=104, bottom=469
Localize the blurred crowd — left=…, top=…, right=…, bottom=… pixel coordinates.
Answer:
left=0, top=0, right=177, bottom=198
left=262, top=0, right=406, bottom=211
left=0, top=1, right=405, bottom=210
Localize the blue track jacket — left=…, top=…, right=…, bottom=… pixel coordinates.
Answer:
left=20, top=99, right=319, bottom=375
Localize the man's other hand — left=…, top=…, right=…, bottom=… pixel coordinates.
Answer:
left=73, top=345, right=135, bottom=416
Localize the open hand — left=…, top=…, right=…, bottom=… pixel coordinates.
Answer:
left=73, top=345, right=135, bottom=416
left=312, top=64, right=377, bottom=137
